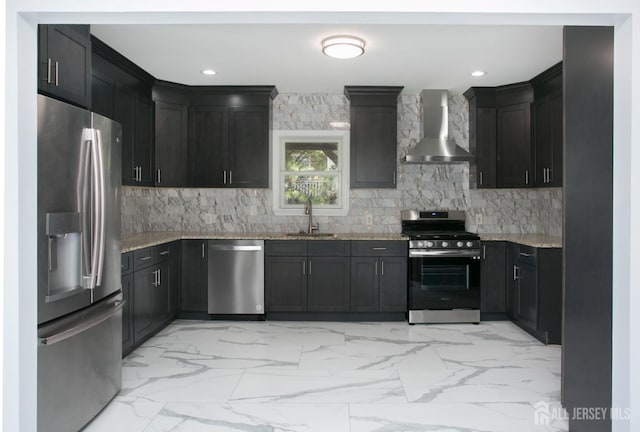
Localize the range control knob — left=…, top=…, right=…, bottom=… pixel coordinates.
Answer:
left=466, top=241, right=474, bottom=247
left=441, top=241, right=449, bottom=248
left=426, top=241, right=434, bottom=248
left=457, top=241, right=464, bottom=247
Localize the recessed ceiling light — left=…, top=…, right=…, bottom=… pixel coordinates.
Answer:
left=471, top=70, right=486, bottom=77
left=201, top=69, right=217, bottom=76
left=321, top=35, right=365, bottom=59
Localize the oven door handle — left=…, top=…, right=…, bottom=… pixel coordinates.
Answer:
left=409, top=249, right=481, bottom=258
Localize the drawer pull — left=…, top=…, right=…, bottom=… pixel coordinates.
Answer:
left=519, top=252, right=533, bottom=257
left=159, top=251, right=170, bottom=256
left=372, top=247, right=387, bottom=251
left=139, top=256, right=151, bottom=261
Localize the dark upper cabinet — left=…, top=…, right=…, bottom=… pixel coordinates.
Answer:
left=480, top=241, right=507, bottom=314
left=38, top=25, right=91, bottom=108
left=344, top=86, right=403, bottom=189
left=189, top=88, right=276, bottom=188
left=495, top=84, right=534, bottom=188
left=532, top=62, right=563, bottom=187
left=91, top=36, right=155, bottom=186
left=464, top=88, right=497, bottom=188
left=180, top=240, right=208, bottom=314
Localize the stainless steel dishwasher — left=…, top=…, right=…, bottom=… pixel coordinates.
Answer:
left=208, top=239, right=265, bottom=316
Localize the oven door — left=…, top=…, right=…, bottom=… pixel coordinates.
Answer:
left=408, top=254, right=480, bottom=310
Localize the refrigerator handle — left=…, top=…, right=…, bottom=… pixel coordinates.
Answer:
left=93, top=129, right=107, bottom=287
left=79, top=129, right=93, bottom=288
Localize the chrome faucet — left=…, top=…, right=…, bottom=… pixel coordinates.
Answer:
left=304, top=198, right=319, bottom=234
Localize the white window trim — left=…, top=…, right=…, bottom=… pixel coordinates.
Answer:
left=272, top=130, right=350, bottom=216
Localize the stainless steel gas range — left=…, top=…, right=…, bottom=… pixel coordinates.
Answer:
left=401, top=210, right=481, bottom=324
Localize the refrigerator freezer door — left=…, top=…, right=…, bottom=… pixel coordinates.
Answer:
left=37, top=294, right=123, bottom=432
left=91, top=112, right=122, bottom=303
left=38, top=95, right=92, bottom=324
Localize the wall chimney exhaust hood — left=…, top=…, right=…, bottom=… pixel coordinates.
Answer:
left=402, top=90, right=474, bottom=163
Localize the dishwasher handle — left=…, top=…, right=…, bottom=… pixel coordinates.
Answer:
left=209, top=245, right=263, bottom=252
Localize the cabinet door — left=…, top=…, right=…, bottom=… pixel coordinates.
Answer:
left=265, top=257, right=308, bottom=312
left=189, top=106, right=226, bottom=187
left=497, top=103, right=532, bottom=188
left=307, top=257, right=350, bottom=312
left=115, top=86, right=137, bottom=185
left=548, top=91, right=563, bottom=187
left=228, top=106, right=270, bottom=188
left=350, top=257, right=379, bottom=312
left=121, top=273, right=134, bottom=356
left=516, top=263, right=538, bottom=331
left=474, top=107, right=497, bottom=188
left=506, top=244, right=518, bottom=319
left=350, top=107, right=397, bottom=188
left=134, top=95, right=154, bottom=186
left=169, top=241, right=181, bottom=319
left=133, top=267, right=154, bottom=344
left=91, top=61, right=115, bottom=119
left=155, top=101, right=188, bottom=187
left=533, top=96, right=551, bottom=187
left=38, top=25, right=91, bottom=108
left=379, top=257, right=407, bottom=312
left=153, top=262, right=171, bottom=328
left=180, top=240, right=208, bottom=313
left=480, top=242, right=507, bottom=313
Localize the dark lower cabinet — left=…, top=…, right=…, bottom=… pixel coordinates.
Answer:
left=133, top=266, right=155, bottom=344
left=480, top=241, right=507, bottom=315
left=169, top=241, right=181, bottom=318
left=350, top=257, right=379, bottom=312
left=180, top=240, right=208, bottom=316
left=265, top=256, right=308, bottom=312
left=307, top=257, right=350, bottom=312
left=121, top=264, right=134, bottom=357
left=378, top=257, right=407, bottom=312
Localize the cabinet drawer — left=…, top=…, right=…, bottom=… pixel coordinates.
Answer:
left=121, top=252, right=133, bottom=275
left=265, top=240, right=307, bottom=256
left=351, top=240, right=408, bottom=257
left=515, top=244, right=537, bottom=265
left=308, top=240, right=350, bottom=256
left=133, top=247, right=154, bottom=270
left=154, top=243, right=171, bottom=263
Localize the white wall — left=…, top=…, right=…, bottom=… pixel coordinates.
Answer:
left=2, top=2, right=636, bottom=431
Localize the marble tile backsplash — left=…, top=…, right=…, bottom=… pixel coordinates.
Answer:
left=122, top=93, right=562, bottom=236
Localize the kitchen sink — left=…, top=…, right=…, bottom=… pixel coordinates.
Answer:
left=285, top=232, right=336, bottom=238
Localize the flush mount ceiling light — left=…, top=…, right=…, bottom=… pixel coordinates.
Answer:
left=321, top=35, right=366, bottom=59
left=471, top=70, right=486, bottom=77
left=201, top=68, right=217, bottom=76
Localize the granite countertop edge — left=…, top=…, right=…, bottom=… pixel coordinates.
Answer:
left=478, top=233, right=563, bottom=248
left=121, top=231, right=410, bottom=253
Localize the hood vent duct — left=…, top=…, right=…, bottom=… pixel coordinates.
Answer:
left=402, top=89, right=474, bottom=163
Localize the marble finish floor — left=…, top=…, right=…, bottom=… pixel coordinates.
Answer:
left=85, top=320, right=567, bottom=431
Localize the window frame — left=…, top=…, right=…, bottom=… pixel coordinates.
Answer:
left=272, top=130, right=350, bottom=216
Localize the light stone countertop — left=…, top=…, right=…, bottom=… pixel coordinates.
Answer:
left=121, top=231, right=409, bottom=253
left=479, top=233, right=562, bottom=248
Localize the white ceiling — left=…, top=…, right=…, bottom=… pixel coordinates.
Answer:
left=90, top=24, right=563, bottom=94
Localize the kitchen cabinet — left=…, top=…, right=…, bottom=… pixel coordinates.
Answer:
left=465, top=86, right=497, bottom=189
left=189, top=88, right=277, bottom=188
left=180, top=240, right=208, bottom=317
left=344, top=86, right=403, bottom=189
left=121, top=253, right=134, bottom=356
left=508, top=243, right=562, bottom=344
left=480, top=241, right=508, bottom=315
left=38, top=25, right=91, bottom=108
left=168, top=241, right=181, bottom=318
left=265, top=240, right=350, bottom=313
left=91, top=36, right=155, bottom=186
left=152, top=82, right=190, bottom=187
left=350, top=241, right=407, bottom=312
left=532, top=62, right=563, bottom=187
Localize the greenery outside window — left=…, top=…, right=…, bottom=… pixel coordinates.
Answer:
left=272, top=130, right=350, bottom=216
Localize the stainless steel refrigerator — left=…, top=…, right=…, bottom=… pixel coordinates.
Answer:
left=37, top=94, right=123, bottom=432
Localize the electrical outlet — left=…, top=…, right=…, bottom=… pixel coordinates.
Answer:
left=475, top=213, right=483, bottom=225
left=366, top=214, right=373, bottom=226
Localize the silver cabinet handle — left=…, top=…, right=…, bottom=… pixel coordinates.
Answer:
left=513, top=265, right=520, bottom=280
left=525, top=170, right=529, bottom=185
left=519, top=252, right=533, bottom=257
left=381, top=260, right=384, bottom=276
left=375, top=261, right=378, bottom=275
left=54, top=61, right=59, bottom=86
left=302, top=260, right=306, bottom=275
left=372, top=247, right=387, bottom=251
left=202, top=243, right=205, bottom=258
left=482, top=245, right=486, bottom=260
left=158, top=269, right=161, bottom=286
left=229, top=170, right=233, bottom=185
left=139, top=256, right=151, bottom=261
left=138, top=166, right=142, bottom=182
left=159, top=250, right=169, bottom=256
left=393, top=171, right=396, bottom=185
left=479, top=171, right=483, bottom=186
left=223, top=170, right=227, bottom=185
left=46, top=58, right=52, bottom=83
left=157, top=168, right=161, bottom=184
left=308, top=260, right=312, bottom=275
left=544, top=168, right=548, bottom=184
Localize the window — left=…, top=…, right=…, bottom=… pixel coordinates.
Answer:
left=272, top=130, right=349, bottom=216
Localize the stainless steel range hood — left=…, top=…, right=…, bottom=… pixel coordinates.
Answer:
left=402, top=90, right=474, bottom=163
